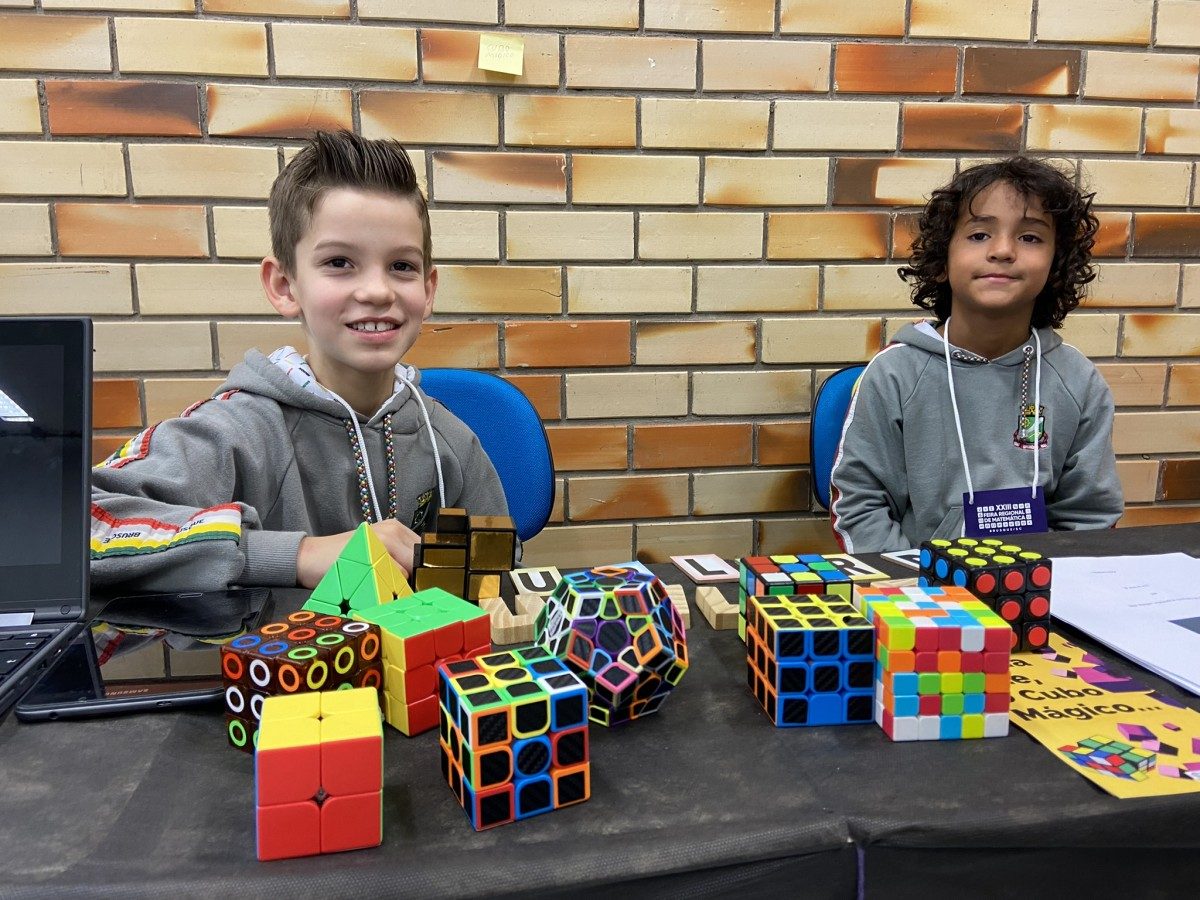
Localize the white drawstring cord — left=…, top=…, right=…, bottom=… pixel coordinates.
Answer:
left=396, top=365, right=447, bottom=511
left=942, top=316, right=975, bottom=504
left=1031, top=327, right=1042, bottom=498
left=327, top=392, right=385, bottom=523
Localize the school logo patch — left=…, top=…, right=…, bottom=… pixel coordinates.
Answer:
left=1013, top=404, right=1048, bottom=450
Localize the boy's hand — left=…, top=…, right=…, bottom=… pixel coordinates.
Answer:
left=296, top=520, right=422, bottom=588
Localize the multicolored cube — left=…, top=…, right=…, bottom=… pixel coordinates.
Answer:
left=918, top=538, right=1052, bottom=652
left=255, top=686, right=383, bottom=861
left=857, top=585, right=1011, bottom=742
left=745, top=593, right=875, bottom=727
left=438, top=647, right=591, bottom=830
left=1059, top=735, right=1157, bottom=781
left=221, top=610, right=383, bottom=752
left=303, top=522, right=413, bottom=616
left=352, top=587, right=491, bottom=736
left=535, top=566, right=688, bottom=727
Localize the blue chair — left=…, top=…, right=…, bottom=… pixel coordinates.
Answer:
left=420, top=368, right=555, bottom=542
left=810, top=364, right=866, bottom=512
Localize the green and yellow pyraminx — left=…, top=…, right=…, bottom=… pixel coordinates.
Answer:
left=304, top=522, right=413, bottom=616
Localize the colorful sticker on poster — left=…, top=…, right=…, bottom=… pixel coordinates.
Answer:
left=1009, top=633, right=1200, bottom=799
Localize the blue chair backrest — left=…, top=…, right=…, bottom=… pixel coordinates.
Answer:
left=810, top=364, right=866, bottom=512
left=419, top=368, right=555, bottom=542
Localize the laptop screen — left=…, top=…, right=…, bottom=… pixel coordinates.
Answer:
left=0, top=318, right=91, bottom=612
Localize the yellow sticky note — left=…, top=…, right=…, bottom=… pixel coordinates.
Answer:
left=478, top=33, right=524, bottom=76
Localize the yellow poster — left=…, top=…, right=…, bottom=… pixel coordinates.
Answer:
left=1010, top=633, right=1200, bottom=798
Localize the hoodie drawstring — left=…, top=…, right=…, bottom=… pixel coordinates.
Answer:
left=396, top=365, right=447, bottom=513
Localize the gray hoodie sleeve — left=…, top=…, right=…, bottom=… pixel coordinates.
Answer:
left=828, top=358, right=912, bottom=554
left=1046, top=367, right=1123, bottom=530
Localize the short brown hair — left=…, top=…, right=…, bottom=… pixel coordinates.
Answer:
left=268, top=130, right=431, bottom=274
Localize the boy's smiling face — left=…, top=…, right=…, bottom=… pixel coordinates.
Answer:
left=263, top=186, right=436, bottom=411
left=945, top=180, right=1055, bottom=327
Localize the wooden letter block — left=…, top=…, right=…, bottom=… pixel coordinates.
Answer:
left=695, top=585, right=739, bottom=631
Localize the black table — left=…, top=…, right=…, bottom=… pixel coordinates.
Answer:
left=2, top=525, right=1199, bottom=899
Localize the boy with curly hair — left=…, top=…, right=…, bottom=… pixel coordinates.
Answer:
left=830, top=157, right=1123, bottom=552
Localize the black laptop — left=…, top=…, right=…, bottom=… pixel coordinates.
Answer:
left=0, top=317, right=91, bottom=720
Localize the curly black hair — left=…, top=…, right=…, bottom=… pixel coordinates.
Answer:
left=897, top=157, right=1098, bottom=329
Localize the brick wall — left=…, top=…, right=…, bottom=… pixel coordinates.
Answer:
left=1, top=0, right=1198, bottom=567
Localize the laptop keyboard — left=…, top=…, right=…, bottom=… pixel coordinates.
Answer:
left=0, top=629, right=54, bottom=682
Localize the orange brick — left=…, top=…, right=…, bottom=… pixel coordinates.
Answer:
left=1122, top=314, right=1200, bottom=357
left=1119, top=505, right=1200, bottom=528
left=639, top=212, right=763, bottom=260
left=142, top=377, right=225, bottom=422
left=703, top=39, right=830, bottom=92
left=0, top=203, right=51, bottom=255
left=1168, top=364, right=1200, bottom=405
left=505, top=0, right=637, bottom=28
left=833, top=157, right=956, bottom=206
left=567, top=372, right=688, bottom=418
left=636, top=321, right=756, bottom=366
left=128, top=144, right=277, bottom=199
left=57, top=203, right=208, bottom=258
left=634, top=423, right=752, bottom=470
left=431, top=151, right=565, bottom=204
left=759, top=517, right=842, bottom=553
left=1145, top=109, right=1200, bottom=155
left=768, top=212, right=889, bottom=260
left=572, top=154, right=700, bottom=205
left=1096, top=362, right=1166, bottom=406
left=507, top=211, right=634, bottom=261
left=93, top=435, right=134, bottom=466
left=693, top=370, right=810, bottom=415
left=504, top=373, right=561, bottom=419
left=704, top=157, right=829, bottom=206
left=835, top=43, right=957, bottom=94
left=901, top=103, right=1023, bottom=152
left=1133, top=214, right=1200, bottom=257
left=1161, top=460, right=1200, bottom=502
left=1157, top=1, right=1200, bottom=49
left=0, top=79, right=40, bottom=134
left=775, top=100, right=899, bottom=150
left=506, top=95, right=636, bottom=148
left=205, top=84, right=351, bottom=139
left=963, top=47, right=1080, bottom=96
left=205, top=0, right=349, bottom=15
left=0, top=263, right=132, bottom=315
left=115, top=18, right=267, bottom=77
left=566, top=266, right=692, bottom=314
left=273, top=23, right=416, bottom=82
left=505, top=320, right=631, bottom=368
left=645, top=0, right=773, bottom=31
left=781, top=0, right=905, bottom=36
left=546, top=425, right=628, bottom=472
left=642, top=97, right=769, bottom=150
left=568, top=474, right=689, bottom=521
left=404, top=322, right=499, bottom=369
left=638, top=520, right=754, bottom=561
left=46, top=80, right=200, bottom=137
left=697, top=266, right=819, bottom=312
left=762, top=317, right=883, bottom=364
left=892, top=212, right=921, bottom=259
left=360, top=90, right=497, bottom=145
left=523, top=523, right=632, bottom=569
left=1084, top=264, right=1179, bottom=308
left=694, top=469, right=809, bottom=516
left=422, top=29, right=559, bottom=87
left=566, top=35, right=697, bottom=90
left=758, top=421, right=811, bottom=466
left=1083, top=50, right=1199, bottom=102
left=93, top=379, right=142, bottom=429
left=1035, top=0, right=1153, bottom=45
left=1026, top=104, right=1141, bottom=152
left=436, top=265, right=561, bottom=315
left=358, top=0, right=491, bottom=22
left=0, top=14, right=111, bottom=72
left=1118, top=459, right=1161, bottom=503
left=910, top=0, right=1032, bottom=40
left=1093, top=212, right=1131, bottom=258
left=0, top=142, right=125, bottom=197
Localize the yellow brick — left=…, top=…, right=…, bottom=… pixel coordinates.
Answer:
left=693, top=370, right=810, bottom=415
left=639, top=212, right=762, bottom=260
left=1096, top=362, right=1167, bottom=405
left=506, top=95, right=636, bottom=148
left=696, top=266, right=819, bottom=312
left=1157, top=0, right=1200, bottom=48
left=644, top=0, right=774, bottom=32
left=1036, top=0, right=1152, bottom=44
left=759, top=517, right=840, bottom=554
left=0, top=79, right=40, bottom=134
left=567, top=474, right=690, bottom=521
left=1084, top=263, right=1180, bottom=308
left=694, top=469, right=808, bottom=516
left=507, top=211, right=633, bottom=261
left=703, top=39, right=830, bottom=92
left=836, top=157, right=956, bottom=206
left=0, top=204, right=51, bottom=254
left=1113, top=411, right=1200, bottom=454
left=216, top=321, right=304, bottom=369
left=823, top=265, right=913, bottom=311
left=566, top=266, right=692, bottom=314
left=762, top=317, right=882, bottom=364
left=910, top=0, right=1032, bottom=40
left=213, top=206, right=269, bottom=259
left=129, top=144, right=277, bottom=199
left=0, top=14, right=110, bottom=71
left=1084, top=159, right=1193, bottom=207
left=780, top=0, right=905, bottom=36
left=144, top=377, right=226, bottom=422
left=1184, top=266, right=1200, bottom=309
left=49, top=0, right=192, bottom=8
left=1145, top=109, right=1200, bottom=155
left=1027, top=104, right=1141, bottom=152
left=358, top=0, right=494, bottom=22
left=566, top=372, right=688, bottom=418
left=429, top=209, right=499, bottom=261
left=1123, top=315, right=1200, bottom=357
left=636, top=520, right=753, bottom=562
left=767, top=212, right=889, bottom=260
left=566, top=35, right=697, bottom=90
left=273, top=23, right=416, bottom=82
left=203, top=0, right=348, bottom=14
left=1117, top=459, right=1160, bottom=504
left=436, top=265, right=561, bottom=314
left=522, top=524, right=632, bottom=569
left=136, top=264, right=275, bottom=316
left=505, top=0, right=637, bottom=28
left=116, top=18, right=266, bottom=76
left=704, top=157, right=828, bottom=206
left=0, top=263, right=132, bottom=314
left=422, top=29, right=559, bottom=87
left=0, top=142, right=125, bottom=196
left=572, top=154, right=699, bottom=205
left=361, top=91, right=497, bottom=145
left=774, top=100, right=899, bottom=151
left=642, top=98, right=769, bottom=150
left=431, top=151, right=565, bottom=204
left=1083, top=50, right=1199, bottom=101
left=637, top=320, right=755, bottom=366
left=95, top=322, right=213, bottom=372
left=207, top=84, right=352, bottom=138
left=1059, top=313, right=1119, bottom=357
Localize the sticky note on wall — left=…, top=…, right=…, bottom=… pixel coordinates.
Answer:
left=478, top=33, right=524, bottom=76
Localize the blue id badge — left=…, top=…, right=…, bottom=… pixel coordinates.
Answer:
left=963, top=486, right=1048, bottom=538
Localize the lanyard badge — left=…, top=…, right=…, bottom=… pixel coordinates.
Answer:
left=964, top=486, right=1048, bottom=537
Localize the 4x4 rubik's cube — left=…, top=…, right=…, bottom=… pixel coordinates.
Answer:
left=917, top=538, right=1052, bottom=652
left=737, top=554, right=886, bottom=641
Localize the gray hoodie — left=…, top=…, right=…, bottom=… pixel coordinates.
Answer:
left=829, top=322, right=1122, bottom=553
left=91, top=348, right=509, bottom=591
